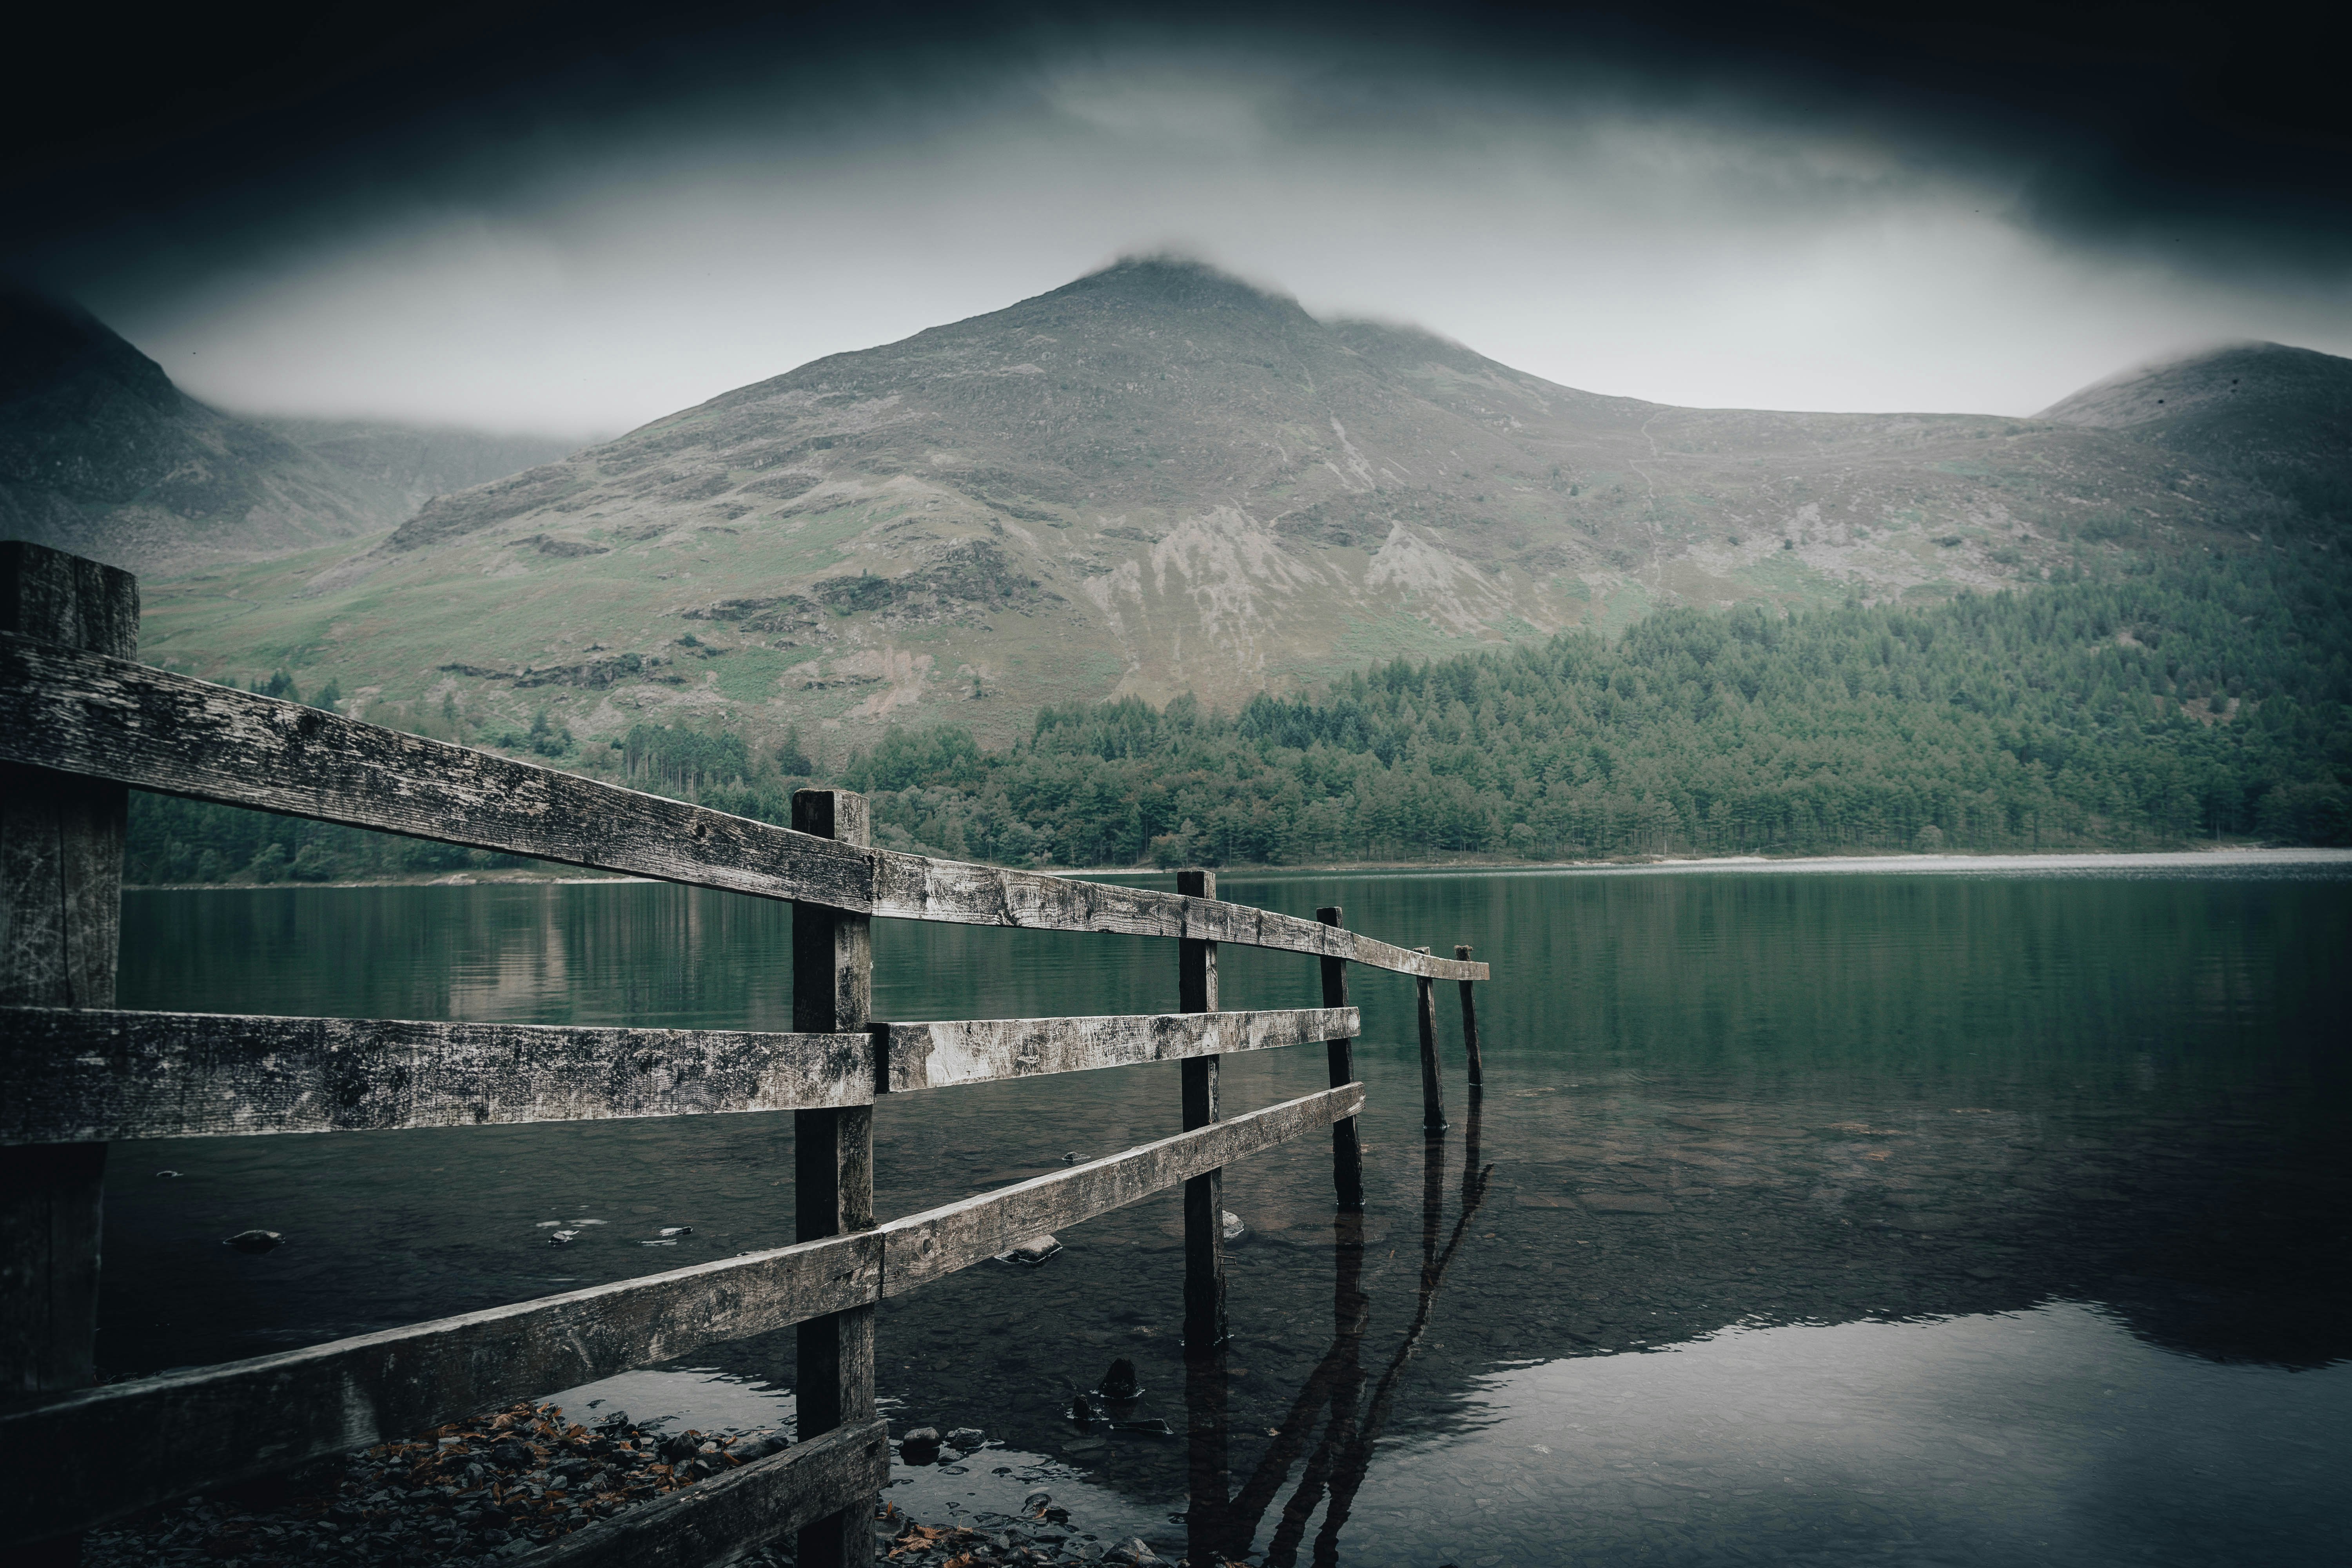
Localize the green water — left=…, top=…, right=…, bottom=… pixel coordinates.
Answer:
left=109, top=857, right=2351, bottom=1564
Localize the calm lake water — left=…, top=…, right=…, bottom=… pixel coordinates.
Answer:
left=111, top=855, right=2352, bottom=1566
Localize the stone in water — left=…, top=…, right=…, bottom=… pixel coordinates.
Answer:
left=994, top=1233, right=1062, bottom=1266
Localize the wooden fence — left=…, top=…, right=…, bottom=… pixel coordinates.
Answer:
left=0, top=541, right=1489, bottom=1566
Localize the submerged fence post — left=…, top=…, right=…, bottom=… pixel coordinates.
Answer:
left=1414, top=949, right=1445, bottom=1130
left=1178, top=869, right=1226, bottom=1349
left=0, top=542, right=134, bottom=1565
left=1317, top=906, right=1364, bottom=1209
left=1455, top=945, right=1484, bottom=1091
left=791, top=788, right=876, bottom=1568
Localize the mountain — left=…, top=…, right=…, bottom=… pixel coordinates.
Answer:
left=2038, top=341, right=2352, bottom=527
left=0, top=285, right=579, bottom=573
left=134, top=258, right=2307, bottom=756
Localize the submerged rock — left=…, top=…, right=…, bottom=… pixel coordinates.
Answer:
left=944, top=1427, right=984, bottom=1451
left=1221, top=1210, right=1249, bottom=1244
left=223, top=1229, right=283, bottom=1253
left=994, top=1233, right=1062, bottom=1265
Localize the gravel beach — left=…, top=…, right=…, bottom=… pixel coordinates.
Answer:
left=82, top=1401, right=1199, bottom=1568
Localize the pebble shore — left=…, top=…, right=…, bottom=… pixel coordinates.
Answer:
left=82, top=1401, right=1199, bottom=1568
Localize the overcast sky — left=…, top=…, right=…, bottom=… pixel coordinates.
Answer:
left=8, top=4, right=2347, bottom=437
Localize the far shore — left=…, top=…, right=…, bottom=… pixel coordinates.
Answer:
left=125, top=842, right=2350, bottom=893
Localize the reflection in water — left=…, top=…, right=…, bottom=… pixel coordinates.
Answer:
left=1196, top=1089, right=1496, bottom=1566
left=109, top=862, right=2352, bottom=1564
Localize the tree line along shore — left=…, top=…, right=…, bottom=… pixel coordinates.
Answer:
left=128, top=542, right=2352, bottom=885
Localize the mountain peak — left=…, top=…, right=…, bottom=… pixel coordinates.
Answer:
left=2037, top=341, right=2352, bottom=429
left=1042, top=253, right=1312, bottom=321
left=0, top=283, right=181, bottom=412
left=2038, top=340, right=2352, bottom=523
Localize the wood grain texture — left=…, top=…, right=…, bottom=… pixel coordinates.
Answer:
left=869, top=847, right=1486, bottom=979
left=0, top=1230, right=881, bottom=1546
left=878, top=1007, right=1357, bottom=1093
left=1177, top=868, right=1225, bottom=1351
left=0, top=1007, right=873, bottom=1145
left=0, top=637, right=1491, bottom=980
left=878, top=1083, right=1364, bottom=1297
left=0, top=633, right=873, bottom=908
left=789, top=789, right=876, bottom=1568
left=0, top=543, right=129, bottom=1451
left=519, top=1419, right=890, bottom=1568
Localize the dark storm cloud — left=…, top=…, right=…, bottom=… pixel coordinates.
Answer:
left=8, top=1, right=2343, bottom=289
left=5, top=2, right=2341, bottom=428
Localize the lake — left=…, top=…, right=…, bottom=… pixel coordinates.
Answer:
left=109, top=854, right=2352, bottom=1565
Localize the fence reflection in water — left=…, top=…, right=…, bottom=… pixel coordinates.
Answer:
left=1184, top=1087, right=1492, bottom=1566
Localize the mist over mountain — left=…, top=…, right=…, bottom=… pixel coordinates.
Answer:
left=0, top=285, right=579, bottom=572
left=0, top=286, right=384, bottom=570
left=252, top=418, right=585, bottom=525
left=135, top=258, right=2318, bottom=759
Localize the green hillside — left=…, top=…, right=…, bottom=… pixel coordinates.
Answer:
left=126, top=538, right=2352, bottom=884
left=129, top=261, right=2319, bottom=752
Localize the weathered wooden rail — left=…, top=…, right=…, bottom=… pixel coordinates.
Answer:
left=0, top=541, right=1490, bottom=1565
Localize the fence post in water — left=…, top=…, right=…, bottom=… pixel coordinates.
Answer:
left=1414, top=949, right=1445, bottom=1130
left=0, top=543, right=134, bottom=1565
left=1178, top=869, right=1226, bottom=1349
left=1455, top=945, right=1484, bottom=1091
left=1317, top=906, right=1364, bottom=1209
left=791, top=788, right=876, bottom=1568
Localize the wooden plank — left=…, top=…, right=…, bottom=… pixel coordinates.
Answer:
left=0, top=1230, right=881, bottom=1546
left=1177, top=868, right=1225, bottom=1352
left=879, top=1006, right=1357, bottom=1093
left=1416, top=959, right=1446, bottom=1131
left=790, top=789, right=877, bottom=1568
left=0, top=542, right=129, bottom=1568
left=879, top=1083, right=1364, bottom=1297
left=0, top=1007, right=873, bottom=1145
left=1320, top=906, right=1365, bottom=1210
left=520, top=1419, right=890, bottom=1568
left=0, top=636, right=1492, bottom=980
left=1456, top=944, right=1486, bottom=1089
left=0, top=632, right=873, bottom=908
left=869, top=846, right=1487, bottom=979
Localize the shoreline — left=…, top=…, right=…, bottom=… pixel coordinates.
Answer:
left=84, top=1399, right=1169, bottom=1568
left=126, top=843, right=2350, bottom=893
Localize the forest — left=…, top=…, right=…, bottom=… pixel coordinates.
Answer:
left=125, top=542, right=2352, bottom=884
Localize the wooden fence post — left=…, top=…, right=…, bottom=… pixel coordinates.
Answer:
left=1317, top=907, right=1364, bottom=1209
left=1414, top=949, right=1445, bottom=1130
left=1177, top=869, right=1225, bottom=1350
left=791, top=789, right=875, bottom=1568
left=1, top=542, right=135, bottom=1564
left=1455, top=945, right=1484, bottom=1091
